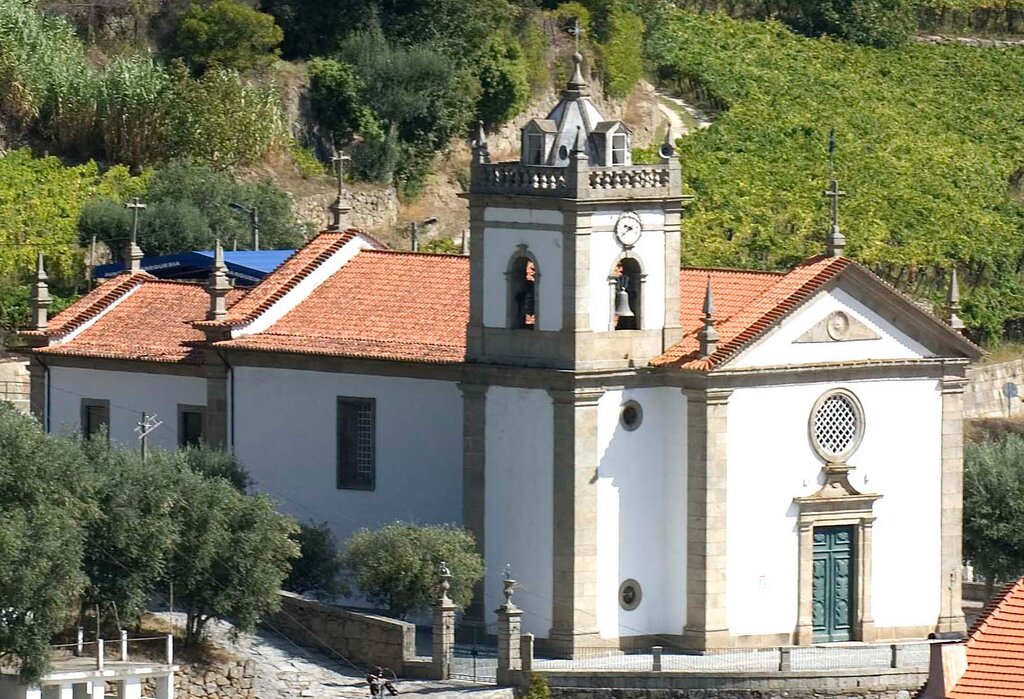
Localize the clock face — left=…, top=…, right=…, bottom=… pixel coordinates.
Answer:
left=614, top=212, right=643, bottom=248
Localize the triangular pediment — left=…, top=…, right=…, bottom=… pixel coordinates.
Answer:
left=725, top=265, right=981, bottom=369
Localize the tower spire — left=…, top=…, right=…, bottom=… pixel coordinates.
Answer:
left=563, top=52, right=589, bottom=98
left=125, top=197, right=146, bottom=273
left=30, top=252, right=52, bottom=331
left=698, top=275, right=719, bottom=358
left=471, top=120, right=490, bottom=165
left=947, top=266, right=965, bottom=332
left=207, top=240, right=230, bottom=321
left=328, top=151, right=352, bottom=231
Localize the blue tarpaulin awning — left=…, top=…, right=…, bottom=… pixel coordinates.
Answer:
left=93, top=249, right=294, bottom=287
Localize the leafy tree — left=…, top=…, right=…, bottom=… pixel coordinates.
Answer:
left=781, top=0, right=916, bottom=47
left=178, top=445, right=251, bottom=492
left=474, top=36, right=530, bottom=127
left=285, top=521, right=345, bottom=598
left=307, top=58, right=381, bottom=145
left=0, top=404, right=92, bottom=681
left=176, top=0, right=284, bottom=73
left=341, top=523, right=484, bottom=617
left=964, top=433, right=1024, bottom=584
left=169, top=472, right=299, bottom=643
left=258, top=0, right=375, bottom=59
left=79, top=442, right=182, bottom=625
left=599, top=8, right=644, bottom=97
left=79, top=161, right=308, bottom=258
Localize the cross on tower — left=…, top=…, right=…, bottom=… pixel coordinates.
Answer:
left=823, top=179, right=846, bottom=231
left=126, top=197, right=147, bottom=244
left=331, top=152, right=351, bottom=198
left=568, top=17, right=582, bottom=53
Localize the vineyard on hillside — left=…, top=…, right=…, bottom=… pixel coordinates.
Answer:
left=655, top=10, right=1024, bottom=339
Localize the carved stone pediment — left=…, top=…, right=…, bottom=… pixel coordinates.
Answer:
left=795, top=310, right=880, bottom=343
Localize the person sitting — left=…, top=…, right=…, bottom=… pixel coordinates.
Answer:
left=367, top=667, right=398, bottom=696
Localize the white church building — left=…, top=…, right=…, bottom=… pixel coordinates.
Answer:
left=22, top=56, right=981, bottom=655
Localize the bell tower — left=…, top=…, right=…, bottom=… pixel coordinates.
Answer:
left=465, top=54, right=691, bottom=370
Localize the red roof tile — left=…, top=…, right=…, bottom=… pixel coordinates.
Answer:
left=200, top=230, right=357, bottom=328
left=35, top=279, right=244, bottom=364
left=214, top=250, right=469, bottom=364
left=948, top=579, right=1024, bottom=698
left=24, top=272, right=152, bottom=340
left=653, top=256, right=852, bottom=370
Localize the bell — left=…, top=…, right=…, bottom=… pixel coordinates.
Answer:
left=522, top=282, right=536, bottom=316
left=614, top=286, right=634, bottom=317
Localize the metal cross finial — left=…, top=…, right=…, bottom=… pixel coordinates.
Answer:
left=126, top=197, right=147, bottom=244
left=828, top=127, right=837, bottom=178
left=568, top=17, right=582, bottom=53
left=823, top=179, right=846, bottom=231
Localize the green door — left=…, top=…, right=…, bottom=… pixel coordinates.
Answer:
left=812, top=526, right=855, bottom=642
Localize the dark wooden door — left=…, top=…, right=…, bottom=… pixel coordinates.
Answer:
left=812, top=525, right=855, bottom=642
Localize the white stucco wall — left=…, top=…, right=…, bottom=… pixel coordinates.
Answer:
left=725, top=378, right=942, bottom=637
left=46, top=366, right=207, bottom=452
left=596, top=386, right=687, bottom=639
left=484, top=387, right=554, bottom=638
left=231, top=367, right=463, bottom=549
left=588, top=210, right=667, bottom=333
left=482, top=208, right=564, bottom=332
left=731, top=289, right=932, bottom=369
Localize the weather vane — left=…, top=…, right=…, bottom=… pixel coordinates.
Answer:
left=568, top=17, right=583, bottom=53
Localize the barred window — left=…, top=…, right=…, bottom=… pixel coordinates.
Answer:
left=81, top=399, right=109, bottom=440
left=809, top=390, right=864, bottom=462
left=338, top=397, right=376, bottom=490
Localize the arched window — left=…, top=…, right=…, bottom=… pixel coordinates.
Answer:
left=507, top=251, right=539, bottom=330
left=610, top=256, right=643, bottom=330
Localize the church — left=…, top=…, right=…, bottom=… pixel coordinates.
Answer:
left=22, top=55, right=981, bottom=655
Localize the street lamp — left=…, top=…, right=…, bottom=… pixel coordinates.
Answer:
left=410, top=217, right=438, bottom=252
left=229, top=202, right=260, bottom=251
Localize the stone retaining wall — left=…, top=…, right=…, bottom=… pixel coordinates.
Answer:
left=964, top=359, right=1024, bottom=418
left=0, top=354, right=29, bottom=414
left=266, top=592, right=420, bottom=675
left=166, top=659, right=256, bottom=699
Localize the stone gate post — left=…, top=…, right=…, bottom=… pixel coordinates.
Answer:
left=432, top=562, right=457, bottom=680
left=496, top=566, right=522, bottom=685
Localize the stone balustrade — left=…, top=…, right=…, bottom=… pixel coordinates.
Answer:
left=471, top=162, right=675, bottom=198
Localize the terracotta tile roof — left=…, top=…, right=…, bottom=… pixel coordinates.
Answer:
left=35, top=279, right=244, bottom=364
left=23, top=272, right=152, bottom=340
left=947, top=579, right=1024, bottom=698
left=215, top=250, right=469, bottom=363
left=653, top=256, right=852, bottom=370
left=200, top=230, right=357, bottom=328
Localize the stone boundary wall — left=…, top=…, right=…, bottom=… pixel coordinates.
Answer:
left=0, top=354, right=29, bottom=414
left=917, top=34, right=1024, bottom=48
left=163, top=658, right=256, bottom=699
left=542, top=668, right=926, bottom=699
left=265, top=591, right=424, bottom=676
left=964, top=359, right=1024, bottom=418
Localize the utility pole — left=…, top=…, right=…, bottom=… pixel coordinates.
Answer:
left=135, top=412, right=162, bottom=461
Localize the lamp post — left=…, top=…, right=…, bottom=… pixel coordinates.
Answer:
left=229, top=202, right=260, bottom=251
left=410, top=217, right=438, bottom=252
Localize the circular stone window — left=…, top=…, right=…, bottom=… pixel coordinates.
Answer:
left=620, top=400, right=643, bottom=431
left=809, top=389, right=865, bottom=463
left=619, top=579, right=642, bottom=610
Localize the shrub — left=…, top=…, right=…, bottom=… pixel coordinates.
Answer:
left=783, top=0, right=916, bottom=47
left=341, top=523, right=484, bottom=617
left=176, top=0, right=284, bottom=73
left=98, top=56, right=172, bottom=168
left=306, top=58, right=380, bottom=145
left=178, top=444, right=251, bottom=492
left=599, top=9, right=644, bottom=98
left=285, top=521, right=345, bottom=598
left=965, top=433, right=1024, bottom=583
left=474, top=36, right=530, bottom=127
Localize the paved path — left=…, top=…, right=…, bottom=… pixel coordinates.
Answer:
left=155, top=613, right=512, bottom=699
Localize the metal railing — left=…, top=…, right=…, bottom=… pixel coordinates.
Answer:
left=533, top=641, right=933, bottom=673
left=50, top=630, right=174, bottom=669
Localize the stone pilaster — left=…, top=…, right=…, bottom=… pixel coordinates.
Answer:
left=682, top=387, right=732, bottom=649
left=26, top=358, right=46, bottom=427
left=459, top=382, right=488, bottom=620
left=565, top=209, right=591, bottom=334
left=794, top=520, right=815, bottom=645
left=548, top=386, right=604, bottom=657
left=465, top=203, right=486, bottom=361
left=937, top=371, right=968, bottom=635
left=204, top=361, right=230, bottom=449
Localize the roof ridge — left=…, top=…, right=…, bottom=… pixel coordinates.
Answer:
left=680, top=265, right=787, bottom=276
left=364, top=249, right=469, bottom=260
left=36, top=272, right=151, bottom=337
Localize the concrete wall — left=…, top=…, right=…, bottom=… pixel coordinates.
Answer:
left=46, top=366, right=207, bottom=452
left=964, top=359, right=1024, bottom=419
left=732, top=289, right=931, bottom=369
left=726, top=377, right=942, bottom=636
left=595, top=386, right=687, bottom=639
left=267, top=592, right=418, bottom=674
left=588, top=210, right=666, bottom=333
left=481, top=208, right=565, bottom=332
left=232, top=367, right=463, bottom=547
left=484, top=387, right=554, bottom=638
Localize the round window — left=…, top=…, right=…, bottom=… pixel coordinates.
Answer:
left=809, top=389, right=865, bottom=463
left=620, top=400, right=643, bottom=431
left=619, top=579, right=642, bottom=610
